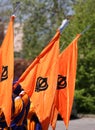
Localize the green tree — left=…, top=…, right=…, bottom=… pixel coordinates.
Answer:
left=1, top=0, right=95, bottom=113
left=11, top=0, right=74, bottom=59
left=61, top=0, right=95, bottom=113
left=0, top=1, right=13, bottom=22
left=22, top=0, right=63, bottom=59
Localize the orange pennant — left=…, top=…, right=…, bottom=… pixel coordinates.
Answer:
left=56, top=34, right=81, bottom=129
left=0, top=15, right=15, bottom=126
left=49, top=91, right=58, bottom=130
left=0, top=48, right=2, bottom=79
left=31, top=31, right=60, bottom=130
left=15, top=30, right=60, bottom=130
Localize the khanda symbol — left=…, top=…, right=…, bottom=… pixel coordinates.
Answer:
left=35, top=77, right=48, bottom=92
left=0, top=66, right=8, bottom=81
left=57, top=75, right=67, bottom=89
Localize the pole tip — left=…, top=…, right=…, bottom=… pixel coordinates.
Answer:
left=58, top=19, right=69, bottom=33
left=11, top=15, right=16, bottom=20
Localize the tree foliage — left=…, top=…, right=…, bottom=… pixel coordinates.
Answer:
left=61, top=0, right=95, bottom=113
left=0, top=0, right=13, bottom=22
left=12, top=0, right=95, bottom=113
left=0, top=0, right=95, bottom=113
left=22, top=0, right=64, bottom=59
left=11, top=0, right=74, bottom=59
left=19, top=0, right=95, bottom=113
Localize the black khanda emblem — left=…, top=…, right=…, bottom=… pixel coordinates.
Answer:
left=57, top=75, right=67, bottom=89
left=0, top=66, right=8, bottom=81
left=35, top=77, right=48, bottom=92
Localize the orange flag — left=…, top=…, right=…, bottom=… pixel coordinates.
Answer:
left=49, top=91, right=58, bottom=130
left=56, top=34, right=81, bottom=129
left=0, top=48, right=2, bottom=79
left=31, top=31, right=60, bottom=130
left=0, top=15, right=15, bottom=126
left=14, top=59, right=39, bottom=97
left=14, top=30, right=60, bottom=129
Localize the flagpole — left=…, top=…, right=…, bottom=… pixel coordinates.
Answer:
left=80, top=25, right=91, bottom=35
left=12, top=2, right=21, bottom=15
left=60, top=24, right=91, bottom=50
left=58, top=19, right=69, bottom=34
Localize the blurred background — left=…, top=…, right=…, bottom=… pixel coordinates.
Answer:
left=0, top=0, right=95, bottom=117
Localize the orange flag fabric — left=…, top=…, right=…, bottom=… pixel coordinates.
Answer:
left=0, top=48, right=2, bottom=79
left=49, top=91, right=58, bottom=130
left=56, top=34, right=81, bottom=129
left=14, top=30, right=60, bottom=129
left=31, top=31, right=60, bottom=130
left=0, top=15, right=15, bottom=126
